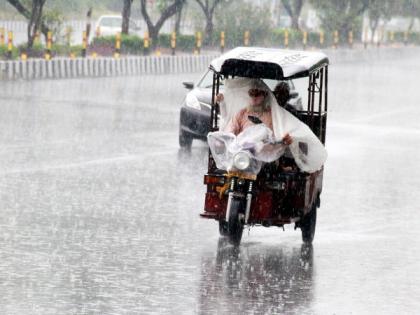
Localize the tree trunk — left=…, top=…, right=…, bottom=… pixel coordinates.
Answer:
left=149, top=26, right=159, bottom=47
left=204, top=12, right=214, bottom=45
left=369, top=18, right=379, bottom=44
left=174, top=2, right=184, bottom=33
left=27, top=0, right=46, bottom=49
left=6, top=0, right=49, bottom=48
left=291, top=15, right=299, bottom=30
left=281, top=0, right=303, bottom=30
left=407, top=16, right=415, bottom=32
left=195, top=0, right=222, bottom=46
left=140, top=0, right=184, bottom=49
left=122, top=0, right=133, bottom=34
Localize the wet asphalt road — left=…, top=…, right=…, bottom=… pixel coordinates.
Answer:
left=0, top=48, right=420, bottom=314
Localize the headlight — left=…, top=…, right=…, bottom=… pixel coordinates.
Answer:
left=185, top=93, right=201, bottom=110
left=233, top=152, right=251, bottom=170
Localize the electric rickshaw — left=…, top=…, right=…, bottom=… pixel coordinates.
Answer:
left=200, top=47, right=329, bottom=245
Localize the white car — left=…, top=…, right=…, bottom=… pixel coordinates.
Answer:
left=96, top=15, right=140, bottom=37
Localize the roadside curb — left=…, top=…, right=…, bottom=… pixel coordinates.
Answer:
left=0, top=54, right=218, bottom=80
left=0, top=47, right=415, bottom=81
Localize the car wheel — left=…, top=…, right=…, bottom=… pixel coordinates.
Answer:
left=179, top=130, right=193, bottom=148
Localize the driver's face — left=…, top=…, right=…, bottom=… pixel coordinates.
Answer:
left=250, top=93, right=265, bottom=106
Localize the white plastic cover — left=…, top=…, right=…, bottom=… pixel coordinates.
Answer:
left=209, top=77, right=327, bottom=173
left=208, top=124, right=285, bottom=175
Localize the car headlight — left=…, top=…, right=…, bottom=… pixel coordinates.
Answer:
left=185, top=93, right=201, bottom=110
left=233, top=152, right=251, bottom=170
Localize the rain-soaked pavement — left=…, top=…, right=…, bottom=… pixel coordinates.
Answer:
left=0, top=48, right=420, bottom=314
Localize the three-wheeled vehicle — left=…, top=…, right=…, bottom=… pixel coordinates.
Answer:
left=200, top=47, right=329, bottom=245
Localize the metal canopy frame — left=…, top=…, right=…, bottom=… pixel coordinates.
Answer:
left=208, top=54, right=329, bottom=173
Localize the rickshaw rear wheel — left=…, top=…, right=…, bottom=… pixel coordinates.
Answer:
left=301, top=203, right=317, bottom=244
left=226, top=198, right=244, bottom=246
left=179, top=130, right=193, bottom=148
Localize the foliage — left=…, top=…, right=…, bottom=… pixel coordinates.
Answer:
left=42, top=9, right=64, bottom=44
left=398, top=0, right=420, bottom=31
left=310, top=0, right=368, bottom=42
left=53, top=44, right=84, bottom=56
left=0, top=44, right=19, bottom=59
left=194, top=0, right=226, bottom=45
left=140, top=0, right=185, bottom=47
left=90, top=33, right=196, bottom=55
left=213, top=1, right=273, bottom=47
left=157, top=33, right=196, bottom=50
left=393, top=31, right=420, bottom=43
left=91, top=34, right=143, bottom=54
left=270, top=28, right=334, bottom=47
left=280, top=0, right=305, bottom=30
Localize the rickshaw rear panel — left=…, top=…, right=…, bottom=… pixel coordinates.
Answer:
left=202, top=167, right=323, bottom=225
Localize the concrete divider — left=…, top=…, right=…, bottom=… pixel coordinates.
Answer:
left=0, top=48, right=415, bottom=81
left=0, top=54, right=217, bottom=80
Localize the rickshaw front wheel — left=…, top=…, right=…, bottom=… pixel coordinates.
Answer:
left=219, top=220, right=229, bottom=236
left=225, top=198, right=244, bottom=246
left=301, top=203, right=317, bottom=244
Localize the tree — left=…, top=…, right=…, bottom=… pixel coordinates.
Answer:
left=140, top=0, right=185, bottom=47
left=399, top=0, right=420, bottom=32
left=194, top=0, right=225, bottom=45
left=214, top=1, right=273, bottom=47
left=281, top=0, right=305, bottom=30
left=122, top=0, right=133, bottom=34
left=174, top=0, right=186, bottom=33
left=310, top=0, right=369, bottom=42
left=6, top=0, right=50, bottom=48
left=367, top=0, right=397, bottom=43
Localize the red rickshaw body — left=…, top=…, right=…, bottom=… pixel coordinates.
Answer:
left=201, top=168, right=323, bottom=226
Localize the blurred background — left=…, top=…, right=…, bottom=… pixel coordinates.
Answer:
left=0, top=0, right=419, bottom=57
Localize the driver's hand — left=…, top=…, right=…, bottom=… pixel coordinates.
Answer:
left=282, top=133, right=293, bottom=145
left=214, top=139, right=225, bottom=154
left=216, top=93, right=224, bottom=102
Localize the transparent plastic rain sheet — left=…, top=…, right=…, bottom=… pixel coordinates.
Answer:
left=209, top=77, right=327, bottom=174
left=208, top=124, right=286, bottom=175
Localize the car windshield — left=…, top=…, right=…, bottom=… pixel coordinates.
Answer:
left=100, top=17, right=122, bottom=27
left=197, top=70, right=224, bottom=88
left=197, top=70, right=295, bottom=91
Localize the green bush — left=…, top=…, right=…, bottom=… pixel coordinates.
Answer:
left=0, top=44, right=18, bottom=59
left=50, top=44, right=83, bottom=57
left=91, top=34, right=143, bottom=55
left=392, top=31, right=420, bottom=44
left=17, top=43, right=45, bottom=58
left=157, top=33, right=196, bottom=51
left=91, top=33, right=196, bottom=54
left=213, top=1, right=273, bottom=48
left=270, top=29, right=328, bottom=48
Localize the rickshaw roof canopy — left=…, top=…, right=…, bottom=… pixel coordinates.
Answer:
left=210, top=47, right=329, bottom=80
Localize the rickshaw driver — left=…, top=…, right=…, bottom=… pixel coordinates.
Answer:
left=210, top=77, right=327, bottom=173
left=216, top=82, right=293, bottom=146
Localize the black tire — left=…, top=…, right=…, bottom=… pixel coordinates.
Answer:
left=301, top=203, right=317, bottom=244
left=219, top=220, right=229, bottom=236
left=226, top=198, right=244, bottom=246
left=179, top=130, right=193, bottom=148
